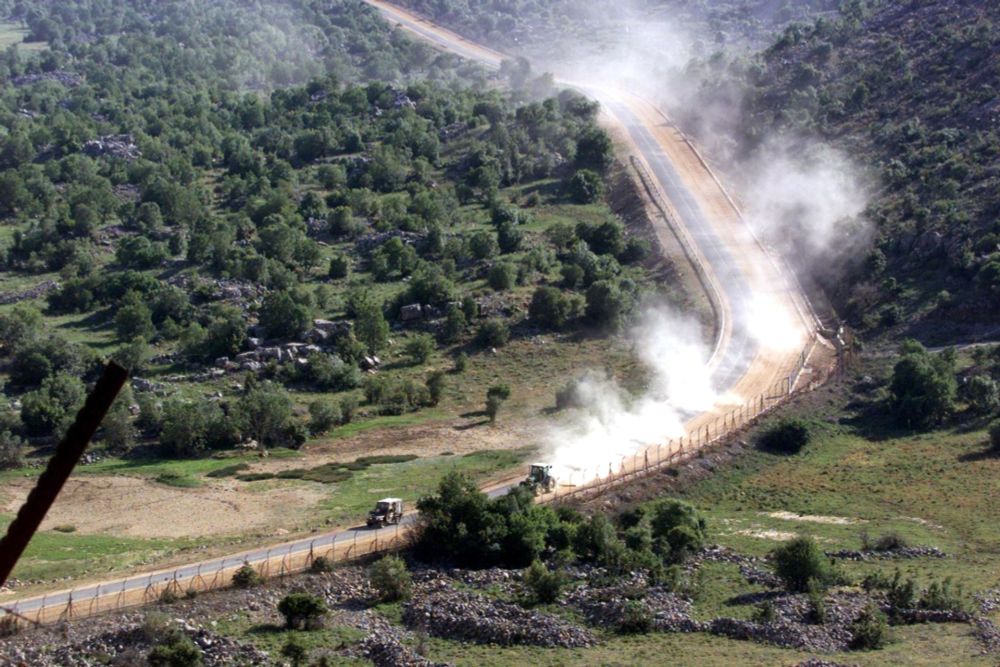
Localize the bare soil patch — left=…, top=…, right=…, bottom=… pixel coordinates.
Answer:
left=2, top=476, right=328, bottom=539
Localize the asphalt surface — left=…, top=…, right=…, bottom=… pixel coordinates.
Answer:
left=3, top=3, right=785, bottom=619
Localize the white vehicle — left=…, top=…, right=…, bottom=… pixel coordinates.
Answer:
left=367, top=498, right=403, bottom=528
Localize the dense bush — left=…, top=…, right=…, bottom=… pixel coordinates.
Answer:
left=476, top=318, right=510, bottom=348
left=758, top=418, right=811, bottom=454
left=277, top=593, right=327, bottom=630
left=368, top=555, right=413, bottom=602
left=649, top=499, right=708, bottom=563
left=231, top=564, right=261, bottom=589
left=771, top=536, right=835, bottom=592
left=890, top=343, right=956, bottom=429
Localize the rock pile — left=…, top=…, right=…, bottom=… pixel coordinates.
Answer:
left=705, top=591, right=874, bottom=653
left=566, top=582, right=700, bottom=633
left=83, top=134, right=141, bottom=161
left=358, top=634, right=450, bottom=667
left=0, top=280, right=58, bottom=306
left=827, top=546, right=946, bottom=561
left=974, top=617, right=1000, bottom=654
left=403, top=585, right=595, bottom=648
left=689, top=546, right=782, bottom=588
left=0, top=618, right=269, bottom=666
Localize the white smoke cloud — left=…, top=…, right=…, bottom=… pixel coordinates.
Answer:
left=742, top=140, right=871, bottom=261
left=543, top=305, right=715, bottom=483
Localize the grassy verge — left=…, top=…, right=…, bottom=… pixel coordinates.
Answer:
left=0, top=515, right=203, bottom=586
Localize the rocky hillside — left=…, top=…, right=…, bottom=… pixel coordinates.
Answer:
left=683, top=0, right=1000, bottom=340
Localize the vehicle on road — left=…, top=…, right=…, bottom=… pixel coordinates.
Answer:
left=520, top=463, right=556, bottom=495
left=367, top=498, right=403, bottom=528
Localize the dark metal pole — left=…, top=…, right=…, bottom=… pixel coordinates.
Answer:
left=0, top=362, right=128, bottom=587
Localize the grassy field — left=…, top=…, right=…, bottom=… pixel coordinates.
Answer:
left=0, top=515, right=204, bottom=584
left=0, top=22, right=46, bottom=52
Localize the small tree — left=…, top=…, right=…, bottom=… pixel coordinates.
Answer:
left=850, top=603, right=889, bottom=650
left=487, top=262, right=517, bottom=291
left=649, top=499, right=708, bottom=563
left=440, top=305, right=466, bottom=343
left=758, top=418, right=811, bottom=454
left=308, top=400, right=341, bottom=435
left=453, top=352, right=468, bottom=373
left=771, top=536, right=834, bottom=593
left=278, top=592, right=328, bottom=630
left=960, top=375, right=1000, bottom=414
left=568, top=169, right=604, bottom=204
left=476, top=318, right=510, bottom=348
left=523, top=559, right=563, bottom=604
left=426, top=371, right=446, bottom=406
left=405, top=334, right=435, bottom=365
left=529, top=287, right=572, bottom=330
left=115, top=296, right=155, bottom=342
left=368, top=554, right=412, bottom=602
left=235, top=382, right=295, bottom=449
left=354, top=294, right=389, bottom=354
left=0, top=430, right=24, bottom=470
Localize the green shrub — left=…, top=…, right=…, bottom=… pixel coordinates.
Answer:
left=758, top=418, right=811, bottom=454
left=771, top=536, right=834, bottom=592
left=617, top=599, right=652, bottom=634
left=918, top=578, right=965, bottom=613
left=278, top=592, right=327, bottom=630
left=807, top=580, right=827, bottom=624
left=476, top=318, right=510, bottom=348
left=649, top=499, right=707, bottom=563
left=156, top=472, right=200, bottom=488
left=309, top=400, right=341, bottom=434
left=231, top=564, right=261, bottom=589
left=368, top=554, right=412, bottom=602
left=523, top=559, right=563, bottom=604
left=355, top=454, right=418, bottom=465
left=300, top=464, right=353, bottom=484
left=872, top=532, right=908, bottom=552
left=148, top=635, right=203, bottom=667
left=850, top=603, right=889, bottom=650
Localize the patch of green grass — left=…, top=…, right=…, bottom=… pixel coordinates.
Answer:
left=355, top=454, right=419, bottom=465
left=206, top=463, right=250, bottom=478
left=413, top=623, right=992, bottom=666
left=214, top=612, right=367, bottom=661
left=300, top=465, right=353, bottom=484
left=0, top=515, right=202, bottom=587
left=155, top=471, right=201, bottom=488
left=0, top=22, right=47, bottom=52
left=235, top=472, right=276, bottom=482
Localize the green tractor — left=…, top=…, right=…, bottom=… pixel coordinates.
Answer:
left=520, top=463, right=556, bottom=495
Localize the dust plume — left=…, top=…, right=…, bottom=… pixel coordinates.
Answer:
left=542, top=305, right=715, bottom=482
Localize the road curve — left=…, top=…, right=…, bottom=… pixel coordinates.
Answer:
left=1, top=3, right=820, bottom=623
